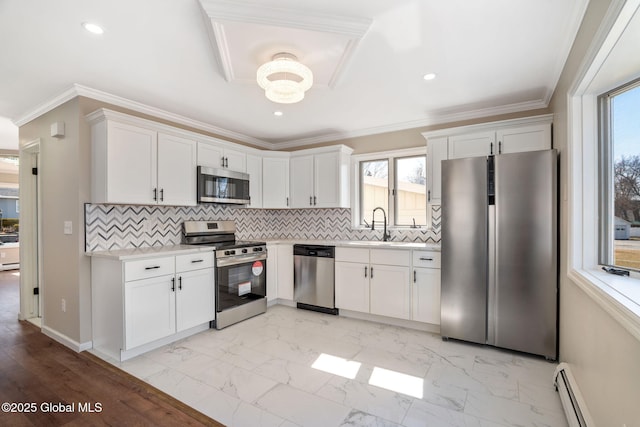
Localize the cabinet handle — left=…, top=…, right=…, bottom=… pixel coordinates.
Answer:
left=145, top=266, right=161, bottom=270
left=310, top=196, right=313, bottom=206
left=428, top=190, right=431, bottom=202
left=178, top=276, right=182, bottom=290
left=286, top=197, right=289, bottom=207
left=160, top=188, right=164, bottom=202
left=221, top=156, right=225, bottom=167
left=370, top=267, right=374, bottom=279
left=419, top=257, right=434, bottom=261
left=191, top=259, right=204, bottom=263
left=171, top=277, right=175, bottom=292
left=490, top=142, right=494, bottom=155
left=498, top=141, right=502, bottom=154
left=414, top=270, right=417, bottom=283
left=313, top=196, right=316, bottom=206
left=153, top=188, right=157, bottom=201
left=364, top=266, right=368, bottom=278
left=225, top=157, right=229, bottom=168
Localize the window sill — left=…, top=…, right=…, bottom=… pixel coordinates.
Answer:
left=352, top=225, right=433, bottom=232
left=568, top=268, right=640, bottom=341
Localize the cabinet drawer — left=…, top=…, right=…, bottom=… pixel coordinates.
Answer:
left=336, top=247, right=369, bottom=263
left=125, top=256, right=175, bottom=281
left=412, top=251, right=441, bottom=269
left=176, top=251, right=214, bottom=272
left=370, top=249, right=410, bottom=267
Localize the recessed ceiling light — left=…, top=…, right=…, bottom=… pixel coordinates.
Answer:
left=274, top=111, right=283, bottom=117
left=423, top=73, right=437, bottom=81
left=82, top=22, right=104, bottom=35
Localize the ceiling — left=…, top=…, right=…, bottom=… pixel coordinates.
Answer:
left=0, top=0, right=589, bottom=149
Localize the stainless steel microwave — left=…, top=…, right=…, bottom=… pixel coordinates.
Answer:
left=197, top=166, right=250, bottom=204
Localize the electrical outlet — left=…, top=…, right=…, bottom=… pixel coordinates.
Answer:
left=61, top=298, right=66, bottom=312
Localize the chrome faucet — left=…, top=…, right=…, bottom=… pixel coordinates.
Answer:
left=371, top=207, right=391, bottom=241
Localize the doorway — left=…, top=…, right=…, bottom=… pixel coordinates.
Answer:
left=18, top=140, right=41, bottom=322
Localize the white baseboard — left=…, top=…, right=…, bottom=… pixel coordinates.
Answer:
left=41, top=325, right=92, bottom=353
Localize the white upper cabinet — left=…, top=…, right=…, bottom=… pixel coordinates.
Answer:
left=422, top=115, right=553, bottom=205
left=263, top=156, right=290, bottom=208
left=496, top=123, right=551, bottom=154
left=289, top=146, right=352, bottom=209
left=197, top=142, right=246, bottom=173
left=89, top=110, right=197, bottom=206
left=157, top=133, right=197, bottom=206
left=426, top=136, right=448, bottom=205
left=246, top=153, right=263, bottom=208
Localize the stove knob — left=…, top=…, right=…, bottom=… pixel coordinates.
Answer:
left=253, top=247, right=262, bottom=252
left=242, top=249, right=248, bottom=254
left=224, top=250, right=231, bottom=255
left=230, top=250, right=236, bottom=255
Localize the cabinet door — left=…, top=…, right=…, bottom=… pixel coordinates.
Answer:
left=246, top=154, right=263, bottom=208
left=157, top=133, right=197, bottom=206
left=412, top=267, right=441, bottom=324
left=314, top=152, right=346, bottom=208
left=263, top=157, right=290, bottom=208
left=276, top=244, right=294, bottom=300
left=335, top=261, right=370, bottom=312
left=176, top=268, right=215, bottom=332
left=427, top=136, right=448, bottom=205
left=266, top=243, right=278, bottom=301
left=290, top=155, right=314, bottom=208
left=448, top=131, right=495, bottom=159
left=496, top=123, right=551, bottom=154
left=370, top=264, right=411, bottom=320
left=106, top=121, right=157, bottom=204
left=224, top=148, right=247, bottom=172
left=197, top=142, right=224, bottom=168
left=124, top=275, right=176, bottom=349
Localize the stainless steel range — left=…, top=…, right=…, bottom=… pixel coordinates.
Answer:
left=182, top=220, right=267, bottom=329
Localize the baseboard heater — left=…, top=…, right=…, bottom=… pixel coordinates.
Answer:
left=553, top=363, right=594, bottom=427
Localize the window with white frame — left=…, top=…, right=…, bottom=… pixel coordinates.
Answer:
left=356, top=149, right=427, bottom=228
left=599, top=79, right=640, bottom=272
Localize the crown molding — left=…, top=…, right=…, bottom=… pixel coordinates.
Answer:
left=274, top=98, right=549, bottom=149
left=198, top=0, right=372, bottom=38
left=13, top=84, right=275, bottom=149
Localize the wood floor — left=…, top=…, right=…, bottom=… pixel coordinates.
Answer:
left=0, top=271, right=224, bottom=426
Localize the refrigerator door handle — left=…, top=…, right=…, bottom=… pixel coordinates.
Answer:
left=487, top=205, right=497, bottom=346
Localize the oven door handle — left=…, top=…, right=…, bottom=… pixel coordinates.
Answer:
left=216, top=253, right=267, bottom=267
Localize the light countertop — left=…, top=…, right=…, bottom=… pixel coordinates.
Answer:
left=87, top=244, right=214, bottom=261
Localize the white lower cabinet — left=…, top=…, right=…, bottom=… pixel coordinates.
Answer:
left=335, top=261, right=370, bottom=312
left=277, top=244, right=294, bottom=300
left=92, top=251, right=215, bottom=361
left=411, top=250, right=441, bottom=325
left=370, top=264, right=411, bottom=320
left=335, top=248, right=411, bottom=320
left=125, top=274, right=176, bottom=349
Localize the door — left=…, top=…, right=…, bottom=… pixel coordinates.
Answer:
left=370, top=264, right=411, bottom=320
left=246, top=154, right=263, bottom=208
left=263, top=157, right=289, bottom=208
left=412, top=267, right=441, bottom=324
left=426, top=136, right=448, bottom=205
left=216, top=255, right=267, bottom=312
left=447, top=131, right=495, bottom=159
left=335, top=261, right=369, bottom=312
left=157, top=133, right=197, bottom=206
left=124, top=275, right=176, bottom=349
left=290, top=155, right=314, bottom=208
left=493, top=150, right=557, bottom=358
left=176, top=268, right=214, bottom=332
left=223, top=148, right=246, bottom=172
left=197, top=142, right=224, bottom=168
left=314, top=152, right=342, bottom=208
left=441, top=156, right=488, bottom=344
left=496, top=124, right=551, bottom=154
left=106, top=122, right=157, bottom=204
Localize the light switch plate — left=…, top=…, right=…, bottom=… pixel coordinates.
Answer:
left=63, top=221, right=72, bottom=235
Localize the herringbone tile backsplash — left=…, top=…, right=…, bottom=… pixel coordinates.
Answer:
left=85, top=204, right=441, bottom=251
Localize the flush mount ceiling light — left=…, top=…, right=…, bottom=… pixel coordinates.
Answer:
left=256, top=53, right=313, bottom=104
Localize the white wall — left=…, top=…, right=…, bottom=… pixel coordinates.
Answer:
left=550, top=0, right=640, bottom=425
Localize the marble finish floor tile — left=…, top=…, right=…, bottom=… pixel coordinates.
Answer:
left=106, top=305, right=568, bottom=427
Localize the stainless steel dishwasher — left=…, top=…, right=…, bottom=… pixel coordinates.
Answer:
left=293, top=245, right=338, bottom=315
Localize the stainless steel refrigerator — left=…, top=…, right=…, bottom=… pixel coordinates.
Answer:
left=440, top=150, right=557, bottom=360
